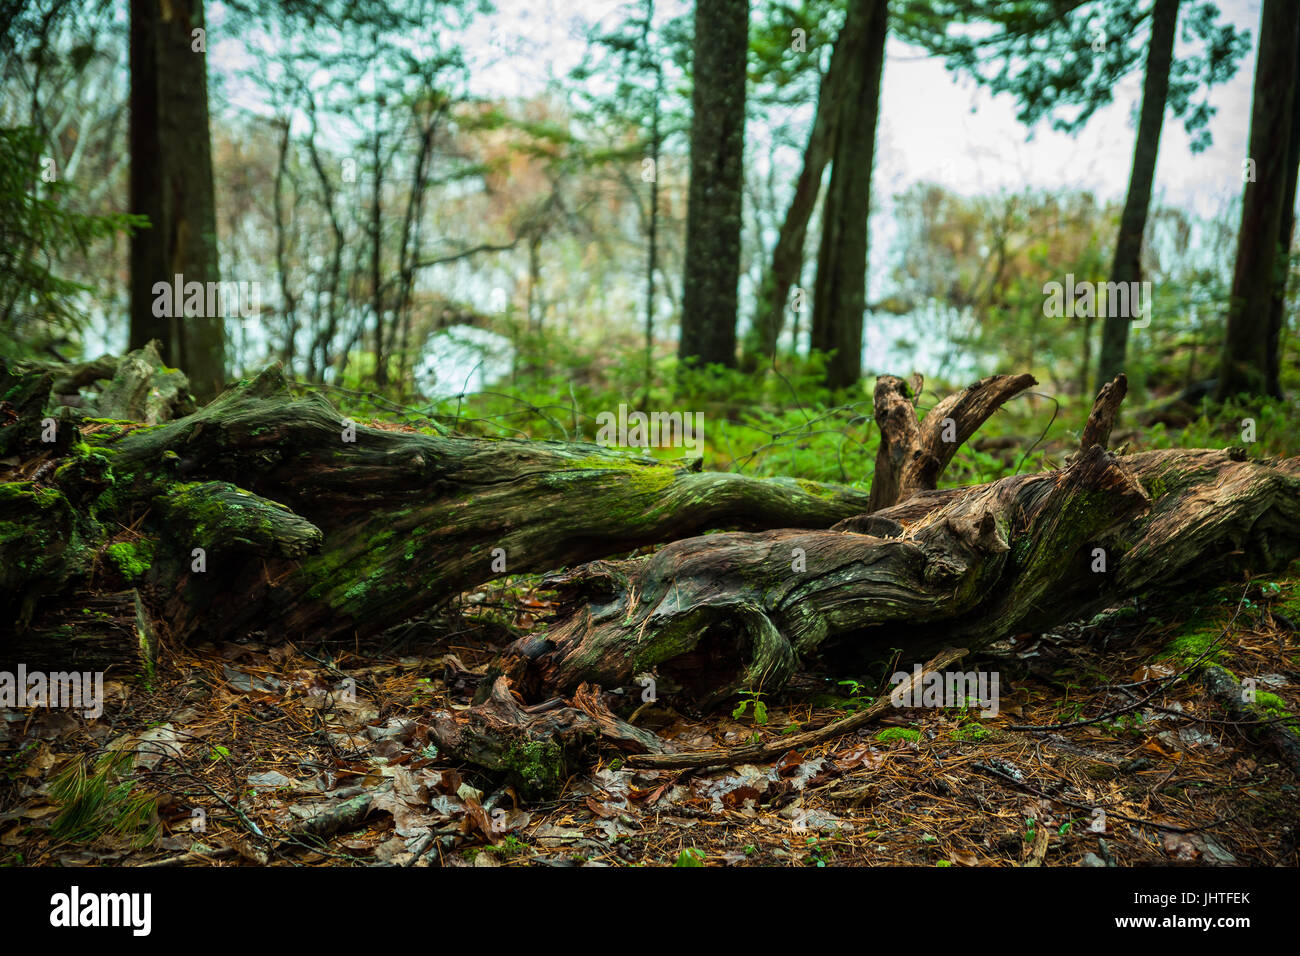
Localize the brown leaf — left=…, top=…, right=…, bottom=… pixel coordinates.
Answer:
left=585, top=796, right=622, bottom=819
left=720, top=786, right=763, bottom=810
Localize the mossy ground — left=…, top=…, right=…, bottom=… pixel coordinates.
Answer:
left=875, top=727, right=922, bottom=744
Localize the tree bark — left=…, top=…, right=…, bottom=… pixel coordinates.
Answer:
left=864, top=372, right=1036, bottom=512
left=500, top=445, right=1300, bottom=703
left=0, top=350, right=877, bottom=652
left=1264, top=18, right=1300, bottom=399
left=1095, top=0, right=1178, bottom=391
left=128, top=0, right=226, bottom=402
left=1079, top=373, right=1128, bottom=453
left=1216, top=0, right=1300, bottom=401
left=745, top=21, right=856, bottom=364
left=679, top=0, right=748, bottom=369
left=810, top=0, right=887, bottom=390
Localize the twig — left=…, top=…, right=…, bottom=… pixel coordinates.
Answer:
left=627, top=648, right=967, bottom=769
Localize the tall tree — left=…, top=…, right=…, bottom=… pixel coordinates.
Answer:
left=1263, top=21, right=1300, bottom=398
left=810, top=0, right=886, bottom=390
left=1216, top=0, right=1300, bottom=401
left=128, top=0, right=226, bottom=400
left=745, top=0, right=858, bottom=365
left=640, top=0, right=665, bottom=395
left=1095, top=0, right=1179, bottom=389
left=679, top=0, right=748, bottom=370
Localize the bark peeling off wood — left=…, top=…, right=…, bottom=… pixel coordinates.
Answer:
left=501, top=446, right=1300, bottom=703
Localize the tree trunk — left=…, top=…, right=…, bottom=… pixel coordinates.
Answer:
left=0, top=350, right=881, bottom=652
left=744, top=23, right=855, bottom=364
left=810, top=0, right=887, bottom=391
left=128, top=0, right=226, bottom=402
left=1264, top=18, right=1300, bottom=398
left=643, top=0, right=662, bottom=396
left=370, top=118, right=386, bottom=388
left=1095, top=0, right=1178, bottom=391
left=1216, top=0, right=1300, bottom=401
left=679, top=0, right=748, bottom=370
left=501, top=444, right=1300, bottom=703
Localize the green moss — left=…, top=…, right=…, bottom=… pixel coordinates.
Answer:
left=1141, top=473, right=1168, bottom=501
left=84, top=421, right=128, bottom=441
left=0, top=482, right=65, bottom=509
left=950, top=725, right=993, bottom=742
left=104, top=539, right=155, bottom=579
left=1275, top=584, right=1300, bottom=621
left=51, top=439, right=116, bottom=492
left=561, top=455, right=676, bottom=494
left=1158, top=619, right=1227, bottom=667
left=1253, top=691, right=1297, bottom=726
left=794, top=478, right=836, bottom=499
left=161, top=481, right=292, bottom=545
left=299, top=527, right=402, bottom=607
left=875, top=727, right=922, bottom=744
left=500, top=739, right=566, bottom=796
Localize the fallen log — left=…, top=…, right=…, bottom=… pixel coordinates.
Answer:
left=499, top=442, right=1300, bottom=702
left=3, top=588, right=157, bottom=676
left=10, top=352, right=1295, bottom=798
left=426, top=677, right=674, bottom=797
left=2, top=352, right=888, bottom=653
left=1202, top=663, right=1300, bottom=777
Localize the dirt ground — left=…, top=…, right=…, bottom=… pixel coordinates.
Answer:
left=3, top=568, right=1298, bottom=868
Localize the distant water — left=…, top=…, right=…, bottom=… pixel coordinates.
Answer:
left=414, top=326, right=516, bottom=399
left=861, top=306, right=990, bottom=384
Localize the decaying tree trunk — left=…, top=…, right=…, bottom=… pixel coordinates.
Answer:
left=866, top=371, right=1036, bottom=511
left=498, top=422, right=1300, bottom=704
left=426, top=677, right=676, bottom=796
left=1, top=351, right=883, bottom=657
left=4, top=589, right=157, bottom=676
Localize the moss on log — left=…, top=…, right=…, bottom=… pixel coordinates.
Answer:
left=1, top=352, right=877, bottom=656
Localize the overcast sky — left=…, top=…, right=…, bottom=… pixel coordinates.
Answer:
left=211, top=0, right=1262, bottom=218
left=458, top=0, right=1261, bottom=218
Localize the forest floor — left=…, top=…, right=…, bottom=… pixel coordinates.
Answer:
left=3, top=560, right=1298, bottom=868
